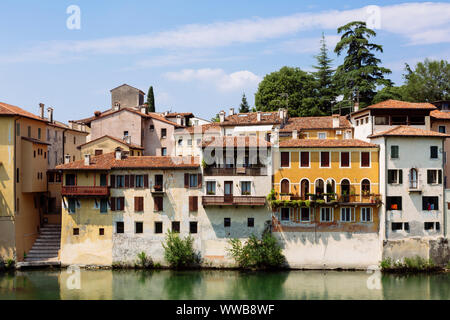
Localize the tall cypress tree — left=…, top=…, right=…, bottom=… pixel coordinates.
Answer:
left=334, top=21, right=392, bottom=109
left=146, top=86, right=155, bottom=112
left=239, top=93, right=250, bottom=113
left=313, top=33, right=336, bottom=115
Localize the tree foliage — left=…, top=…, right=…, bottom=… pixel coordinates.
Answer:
left=146, top=86, right=155, bottom=112
left=313, top=33, right=336, bottom=115
left=239, top=93, right=250, bottom=113
left=254, top=66, right=323, bottom=117
left=334, top=21, right=392, bottom=109
left=403, top=59, right=450, bottom=102
left=163, top=231, right=199, bottom=268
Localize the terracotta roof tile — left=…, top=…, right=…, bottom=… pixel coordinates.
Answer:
left=165, top=112, right=194, bottom=117
left=279, top=138, right=377, bottom=148
left=56, top=152, right=200, bottom=170
left=280, top=115, right=351, bottom=132
left=77, top=135, right=144, bottom=150
left=220, top=111, right=282, bottom=126
left=352, top=99, right=437, bottom=115
left=0, top=102, right=47, bottom=122
left=430, top=110, right=450, bottom=120
left=368, top=125, right=450, bottom=138
left=201, top=136, right=271, bottom=148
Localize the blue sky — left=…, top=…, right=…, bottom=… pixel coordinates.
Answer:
left=0, top=1, right=449, bottom=123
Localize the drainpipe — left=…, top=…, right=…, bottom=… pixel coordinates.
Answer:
left=443, top=138, right=447, bottom=238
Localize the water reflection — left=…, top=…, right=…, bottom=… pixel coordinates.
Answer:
left=0, top=269, right=448, bottom=300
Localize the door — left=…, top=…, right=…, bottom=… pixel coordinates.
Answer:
left=155, top=175, right=163, bottom=191
left=224, top=181, right=233, bottom=203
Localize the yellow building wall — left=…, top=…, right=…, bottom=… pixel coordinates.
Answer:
left=65, top=130, right=88, bottom=162
left=280, top=128, right=353, bottom=141
left=79, top=137, right=142, bottom=157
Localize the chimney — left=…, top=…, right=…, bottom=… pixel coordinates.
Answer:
left=279, top=108, right=286, bottom=120
left=113, top=102, right=120, bottom=111
left=115, top=148, right=122, bottom=160
left=332, top=114, right=340, bottom=128
left=229, top=108, right=235, bottom=116
left=257, top=111, right=261, bottom=122
left=84, top=154, right=90, bottom=166
left=39, top=103, right=45, bottom=119
left=64, top=154, right=71, bottom=164
left=124, top=136, right=131, bottom=145
left=219, top=110, right=226, bottom=123
left=47, top=107, right=54, bottom=123
left=140, top=106, right=147, bottom=114
left=354, top=101, right=359, bottom=112
left=176, top=115, right=182, bottom=126
left=292, top=130, right=297, bottom=139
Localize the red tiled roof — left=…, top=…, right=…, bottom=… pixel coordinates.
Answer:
left=0, top=102, right=47, bottom=122
left=430, top=110, right=450, bottom=120
left=368, top=125, right=450, bottom=138
left=165, top=112, right=194, bottom=118
left=56, top=152, right=200, bottom=170
left=73, top=108, right=183, bottom=127
left=279, top=138, right=377, bottom=148
left=220, top=111, right=282, bottom=126
left=77, top=135, right=144, bottom=150
left=280, top=115, right=351, bottom=132
left=201, top=136, right=271, bottom=148
left=352, top=99, right=437, bottom=115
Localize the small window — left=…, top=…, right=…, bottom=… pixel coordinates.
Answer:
left=247, top=218, right=254, bottom=227
left=387, top=196, right=402, bottom=210
left=241, top=181, right=251, bottom=195
left=391, top=146, right=399, bottom=159
left=320, top=152, right=330, bottom=167
left=361, top=207, right=372, bottom=222
left=318, top=132, right=326, bottom=139
left=178, top=139, right=183, bottom=146
left=340, top=152, right=350, bottom=168
left=73, top=228, right=79, bottom=236
left=300, top=152, right=309, bottom=168
left=155, top=222, right=163, bottom=234
left=300, top=207, right=310, bottom=222
left=116, top=222, right=124, bottom=234
left=123, top=131, right=129, bottom=137
left=149, top=125, right=155, bottom=131
left=100, top=199, right=108, bottom=213
left=280, top=179, right=290, bottom=194
left=161, top=148, right=167, bottom=156
left=206, top=181, right=216, bottom=195
left=280, top=208, right=290, bottom=221
left=99, top=228, right=104, bottom=236
left=189, top=174, right=198, bottom=187
left=189, top=221, right=198, bottom=234
left=224, top=218, right=231, bottom=227
left=16, top=123, right=20, bottom=136
left=135, top=222, right=143, bottom=234
left=340, top=208, right=353, bottom=222
left=27, top=126, right=31, bottom=138
left=430, top=146, right=438, bottom=159
left=68, top=198, right=76, bottom=214
left=135, top=175, right=144, bottom=188
left=360, top=152, right=370, bottom=167
left=391, top=222, right=403, bottom=231
left=439, top=126, right=446, bottom=133
left=320, top=207, right=333, bottom=222
left=116, top=175, right=125, bottom=188
left=422, top=196, right=439, bottom=211
left=95, top=149, right=103, bottom=156
left=388, top=169, right=402, bottom=184
left=161, top=128, right=167, bottom=138
left=424, top=222, right=437, bottom=231
left=374, top=116, right=388, bottom=125
left=427, top=169, right=442, bottom=184
left=172, top=221, right=180, bottom=233
left=280, top=152, right=290, bottom=167
left=38, top=128, right=41, bottom=140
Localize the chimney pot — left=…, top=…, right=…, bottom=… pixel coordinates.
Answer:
left=115, top=149, right=122, bottom=160
left=332, top=114, right=340, bottom=128
left=219, top=110, right=226, bottom=123
left=354, top=101, right=359, bottom=112
left=140, top=106, right=147, bottom=114
left=64, top=154, right=71, bottom=164
left=47, top=107, right=54, bottom=123
left=292, top=130, right=297, bottom=139
left=84, top=154, right=90, bottom=166
left=39, top=103, right=45, bottom=119
left=176, top=115, right=182, bottom=126
left=229, top=108, right=234, bottom=116
left=257, top=111, right=261, bottom=122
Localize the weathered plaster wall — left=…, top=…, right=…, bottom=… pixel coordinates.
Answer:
left=111, top=85, right=143, bottom=109
left=142, top=118, right=175, bottom=156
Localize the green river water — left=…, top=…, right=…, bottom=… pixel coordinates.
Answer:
left=0, top=269, right=449, bottom=300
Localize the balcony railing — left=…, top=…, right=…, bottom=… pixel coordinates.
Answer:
left=62, top=186, right=109, bottom=196
left=202, top=195, right=266, bottom=206
left=151, top=185, right=165, bottom=194
left=203, top=167, right=267, bottom=176
left=276, top=193, right=381, bottom=204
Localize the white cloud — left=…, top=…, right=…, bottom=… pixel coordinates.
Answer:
left=2, top=2, right=449, bottom=63
left=164, top=68, right=261, bottom=92
left=268, top=35, right=341, bottom=54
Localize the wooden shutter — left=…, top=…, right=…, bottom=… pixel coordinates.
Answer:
left=154, top=197, right=163, bottom=211
left=125, top=175, right=130, bottom=188
left=197, top=174, right=202, bottom=188
left=120, top=197, right=125, bottom=210
left=341, top=152, right=349, bottom=167
left=300, top=152, right=309, bottom=167
left=130, top=175, right=135, bottom=188
left=110, top=175, right=116, bottom=188
left=399, top=170, right=403, bottom=184
left=189, top=196, right=198, bottom=212
left=427, top=170, right=432, bottom=184
left=189, top=196, right=193, bottom=211
left=184, top=173, right=189, bottom=188
left=321, top=152, right=329, bottom=167
left=143, top=174, right=149, bottom=188
left=361, top=152, right=370, bottom=167
left=281, top=152, right=289, bottom=167
left=439, top=170, right=443, bottom=184
left=110, top=197, right=116, bottom=211
left=134, top=197, right=139, bottom=211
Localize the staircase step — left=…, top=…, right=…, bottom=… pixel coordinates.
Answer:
left=31, top=244, right=60, bottom=249
left=29, top=248, right=59, bottom=254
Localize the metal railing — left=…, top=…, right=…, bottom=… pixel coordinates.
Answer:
left=61, top=186, right=109, bottom=196
left=202, top=195, right=266, bottom=206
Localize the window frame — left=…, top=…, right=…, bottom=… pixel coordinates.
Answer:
left=340, top=151, right=351, bottom=168
left=280, top=151, right=290, bottom=168
left=360, top=151, right=371, bottom=168
left=390, top=145, right=399, bottom=159
left=360, top=207, right=372, bottom=222
left=299, top=151, right=310, bottom=168
left=340, top=207, right=354, bottom=222
left=319, top=151, right=331, bottom=168
left=320, top=207, right=333, bottom=222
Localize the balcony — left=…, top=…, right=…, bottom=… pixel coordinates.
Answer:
left=151, top=185, right=165, bottom=195
left=202, top=195, right=266, bottom=206
left=203, top=166, right=267, bottom=176
left=61, top=186, right=109, bottom=197
left=337, top=194, right=381, bottom=205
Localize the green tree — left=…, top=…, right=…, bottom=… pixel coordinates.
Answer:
left=313, top=33, right=336, bottom=115
left=146, top=86, right=155, bottom=112
left=239, top=93, right=250, bottom=113
left=255, top=66, right=322, bottom=117
left=211, top=113, right=220, bottom=122
left=334, top=21, right=392, bottom=109
left=403, top=59, right=450, bottom=102
left=372, top=85, right=409, bottom=104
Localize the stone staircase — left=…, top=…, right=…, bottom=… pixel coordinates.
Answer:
left=18, top=224, right=61, bottom=268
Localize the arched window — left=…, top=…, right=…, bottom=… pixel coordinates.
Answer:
left=315, top=179, right=324, bottom=199
left=361, top=179, right=371, bottom=195
left=300, top=179, right=309, bottom=200
left=281, top=179, right=290, bottom=194
left=410, top=168, right=418, bottom=189
left=326, top=179, right=336, bottom=202
left=341, top=179, right=351, bottom=202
